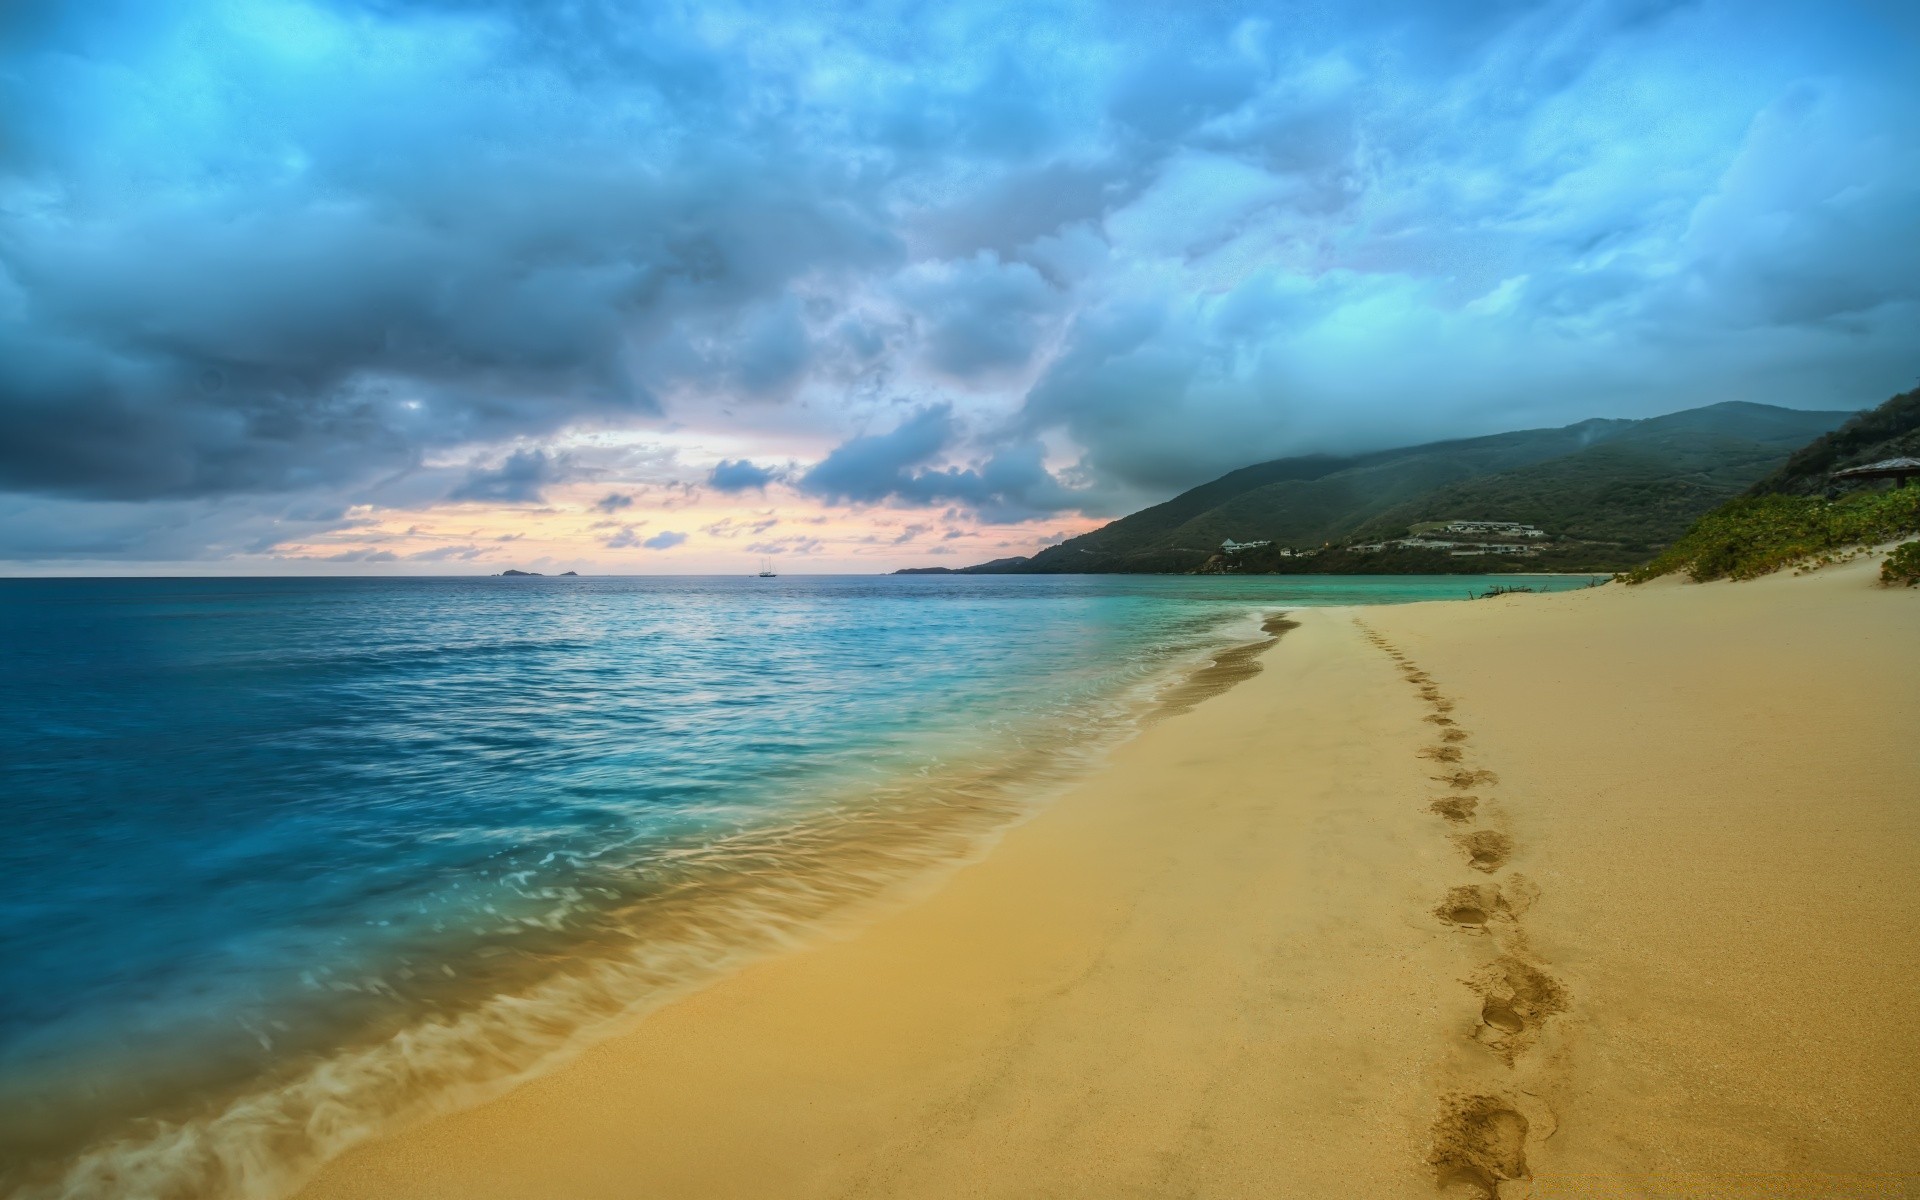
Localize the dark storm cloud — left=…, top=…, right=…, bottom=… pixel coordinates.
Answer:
left=797, top=406, right=956, bottom=504
left=897, top=255, right=1065, bottom=379
left=3, top=0, right=1918, bottom=561
left=798, top=404, right=1086, bottom=522
left=448, top=449, right=572, bottom=503
left=0, top=492, right=361, bottom=561
left=0, top=0, right=896, bottom=504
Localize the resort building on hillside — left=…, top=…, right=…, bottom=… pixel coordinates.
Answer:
left=1220, top=539, right=1272, bottom=553
left=1346, top=517, right=1551, bottom=557
left=1349, top=536, right=1540, bottom=557
left=1441, top=520, right=1546, bottom=538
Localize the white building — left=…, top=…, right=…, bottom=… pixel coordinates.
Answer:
left=1221, top=539, right=1272, bottom=553
left=1442, top=520, right=1546, bottom=538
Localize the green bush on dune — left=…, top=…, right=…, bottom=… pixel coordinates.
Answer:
left=1884, top=540, right=1920, bottom=587
left=1624, top=487, right=1920, bottom=584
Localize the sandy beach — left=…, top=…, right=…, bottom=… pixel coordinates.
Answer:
left=297, top=556, right=1919, bottom=1200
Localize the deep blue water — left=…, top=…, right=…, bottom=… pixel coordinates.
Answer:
left=0, top=573, right=1597, bottom=1198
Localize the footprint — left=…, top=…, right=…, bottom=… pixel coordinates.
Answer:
left=1425, top=714, right=1456, bottom=727
left=1470, top=955, right=1569, bottom=1062
left=1430, top=795, right=1480, bottom=823
left=1453, top=830, right=1513, bottom=873
left=1502, top=873, right=1542, bottom=916
left=1434, top=768, right=1498, bottom=789
left=1435, top=884, right=1510, bottom=931
left=1439, top=727, right=1469, bottom=743
left=1429, top=1094, right=1530, bottom=1198
left=1419, top=745, right=1465, bottom=763
left=1430, top=698, right=1456, bottom=714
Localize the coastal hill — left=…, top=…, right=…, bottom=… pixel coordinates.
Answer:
left=904, top=401, right=1852, bottom=575
left=1746, top=385, right=1920, bottom=496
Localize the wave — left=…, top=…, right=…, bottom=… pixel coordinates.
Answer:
left=10, top=609, right=1287, bottom=1200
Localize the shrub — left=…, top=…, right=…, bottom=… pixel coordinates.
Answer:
left=1626, top=486, right=1920, bottom=583
left=1884, top=540, right=1920, bottom=587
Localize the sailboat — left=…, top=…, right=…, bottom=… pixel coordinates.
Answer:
left=756, top=557, right=778, bottom=578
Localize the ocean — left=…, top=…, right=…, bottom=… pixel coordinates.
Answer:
left=0, top=573, right=1596, bottom=1198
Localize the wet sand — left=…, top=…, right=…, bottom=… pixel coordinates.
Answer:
left=298, top=554, right=1918, bottom=1199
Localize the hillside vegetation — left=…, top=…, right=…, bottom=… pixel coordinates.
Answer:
left=1628, top=386, right=1920, bottom=583
left=1623, top=489, right=1920, bottom=582
left=1747, top=385, right=1920, bottom=495
left=934, top=402, right=1851, bottom=575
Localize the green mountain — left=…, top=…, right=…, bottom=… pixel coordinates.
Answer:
left=1746, top=386, right=1920, bottom=496
left=930, top=402, right=1855, bottom=575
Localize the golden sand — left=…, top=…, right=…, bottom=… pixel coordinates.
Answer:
left=297, top=555, right=1919, bottom=1199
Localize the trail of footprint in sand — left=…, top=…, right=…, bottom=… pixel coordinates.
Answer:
left=1353, top=619, right=1572, bottom=1199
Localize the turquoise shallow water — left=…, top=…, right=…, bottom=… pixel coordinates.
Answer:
left=0, top=573, right=1597, bottom=1198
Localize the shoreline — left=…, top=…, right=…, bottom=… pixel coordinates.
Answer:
left=18, top=605, right=1299, bottom=1200
left=292, top=552, right=1917, bottom=1198
left=299, top=596, right=1458, bottom=1198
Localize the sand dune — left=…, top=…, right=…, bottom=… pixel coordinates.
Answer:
left=298, top=556, right=1918, bottom=1199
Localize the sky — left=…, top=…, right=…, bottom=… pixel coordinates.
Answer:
left=1, top=0, right=1916, bottom=574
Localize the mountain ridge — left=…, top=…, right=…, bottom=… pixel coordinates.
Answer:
left=1745, top=386, right=1920, bottom=496
left=907, top=401, right=1857, bottom=575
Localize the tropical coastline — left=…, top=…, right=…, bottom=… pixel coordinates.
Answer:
left=288, top=552, right=1918, bottom=1199
left=7, top=7, right=1919, bottom=1198
left=4, top=575, right=1594, bottom=1200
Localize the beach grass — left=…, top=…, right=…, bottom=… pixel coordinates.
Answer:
left=1624, top=485, right=1920, bottom=583
left=1883, top=540, right=1920, bottom=586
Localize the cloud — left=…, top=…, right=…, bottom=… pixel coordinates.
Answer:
left=449, top=449, right=573, bottom=504
left=797, top=406, right=956, bottom=504
left=591, top=492, right=635, bottom=513
left=747, top=535, right=823, bottom=555
left=641, top=530, right=688, bottom=550
left=896, top=254, right=1064, bottom=379
left=407, top=544, right=485, bottom=562
left=3, top=0, right=1918, bottom=561
left=707, top=459, right=779, bottom=492
left=0, top=0, right=897, bottom=504
left=702, top=515, right=780, bottom=538
left=725, top=298, right=813, bottom=398
left=798, top=405, right=1091, bottom=521
left=0, top=490, right=363, bottom=562
left=601, top=523, right=650, bottom=549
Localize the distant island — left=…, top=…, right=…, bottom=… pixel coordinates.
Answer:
left=896, top=400, right=1864, bottom=576
left=498, top=570, right=579, bottom=577
left=895, top=556, right=1032, bottom=575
